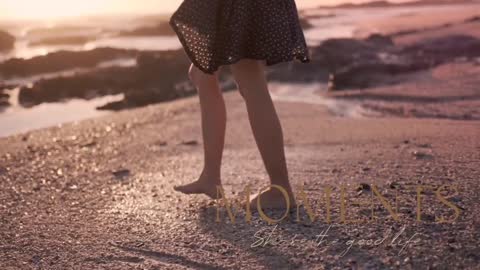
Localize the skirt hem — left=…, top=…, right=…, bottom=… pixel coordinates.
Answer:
left=169, top=8, right=310, bottom=74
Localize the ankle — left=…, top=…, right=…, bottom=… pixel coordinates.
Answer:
left=200, top=170, right=221, bottom=184
left=270, top=182, right=293, bottom=192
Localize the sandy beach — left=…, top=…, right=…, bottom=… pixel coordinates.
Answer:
left=1, top=1, right=480, bottom=269
left=1, top=88, right=479, bottom=269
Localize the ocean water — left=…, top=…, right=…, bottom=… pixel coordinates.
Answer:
left=0, top=89, right=124, bottom=137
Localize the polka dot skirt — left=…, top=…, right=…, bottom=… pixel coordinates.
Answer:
left=170, top=0, right=310, bottom=74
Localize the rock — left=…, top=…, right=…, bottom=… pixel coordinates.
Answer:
left=331, top=168, right=341, bottom=173
left=98, top=50, right=193, bottom=110
left=116, top=22, right=175, bottom=37
left=96, top=100, right=128, bottom=111
left=421, top=213, right=435, bottom=222
left=329, top=59, right=427, bottom=90
left=464, top=15, right=480, bottom=23
left=29, top=36, right=92, bottom=46
left=16, top=50, right=194, bottom=109
left=0, top=30, right=15, bottom=51
left=0, top=83, right=18, bottom=91
left=18, top=66, right=130, bottom=107
left=418, top=143, right=431, bottom=148
left=321, top=0, right=477, bottom=9
left=402, top=35, right=480, bottom=62
left=26, top=25, right=97, bottom=37
left=316, top=35, right=409, bottom=90
left=0, top=98, right=9, bottom=108
left=357, top=183, right=372, bottom=195
left=267, top=60, right=329, bottom=83
left=312, top=37, right=384, bottom=72
left=0, top=92, right=9, bottom=100
left=136, top=50, right=190, bottom=80
left=365, top=33, right=394, bottom=47
left=154, top=140, right=168, bottom=147
left=10, top=31, right=480, bottom=113
left=303, top=13, right=336, bottom=20
left=112, top=169, right=131, bottom=179
left=0, top=47, right=136, bottom=78
left=388, top=181, right=399, bottom=189
left=319, top=34, right=480, bottom=90
left=326, top=0, right=391, bottom=9
left=299, top=17, right=314, bottom=30
left=412, top=151, right=433, bottom=160
left=181, top=140, right=199, bottom=146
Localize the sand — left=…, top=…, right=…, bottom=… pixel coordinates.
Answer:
left=0, top=87, right=479, bottom=269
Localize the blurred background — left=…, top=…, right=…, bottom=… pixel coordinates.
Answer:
left=1, top=0, right=479, bottom=136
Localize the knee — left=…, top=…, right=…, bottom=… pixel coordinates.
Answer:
left=236, top=82, right=250, bottom=101
left=188, top=65, right=203, bottom=85
left=235, top=78, right=255, bottom=102
left=188, top=64, right=216, bottom=87
left=188, top=65, right=221, bottom=97
left=231, top=60, right=266, bottom=100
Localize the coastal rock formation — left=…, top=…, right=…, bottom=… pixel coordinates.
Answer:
left=98, top=50, right=192, bottom=110
left=317, top=0, right=476, bottom=9
left=313, top=34, right=397, bottom=72
left=0, top=30, right=15, bottom=51
left=0, top=47, right=136, bottom=78
left=299, top=17, right=314, bottom=30
left=11, top=33, right=480, bottom=108
left=18, top=50, right=192, bottom=109
left=29, top=36, right=92, bottom=46
left=324, top=34, right=480, bottom=90
left=0, top=89, right=9, bottom=108
left=26, top=25, right=99, bottom=37
left=116, top=22, right=175, bottom=37
left=402, top=34, right=480, bottom=62
left=18, top=66, right=132, bottom=107
left=0, top=83, right=17, bottom=92
left=0, top=83, right=16, bottom=108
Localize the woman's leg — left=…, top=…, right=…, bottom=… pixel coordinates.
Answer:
left=230, top=60, right=295, bottom=209
left=174, top=64, right=226, bottom=198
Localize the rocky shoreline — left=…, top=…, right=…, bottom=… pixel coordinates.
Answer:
left=1, top=5, right=479, bottom=119
left=5, top=31, right=480, bottom=113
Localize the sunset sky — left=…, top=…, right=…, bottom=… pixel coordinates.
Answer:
left=0, top=0, right=413, bottom=20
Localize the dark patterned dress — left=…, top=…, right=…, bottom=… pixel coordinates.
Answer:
left=169, top=0, right=310, bottom=74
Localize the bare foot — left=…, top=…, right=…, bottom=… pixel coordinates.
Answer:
left=173, top=173, right=221, bottom=199
left=249, top=186, right=296, bottom=211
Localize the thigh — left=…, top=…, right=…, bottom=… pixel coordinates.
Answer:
left=230, top=60, right=267, bottom=88
left=189, top=63, right=219, bottom=82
